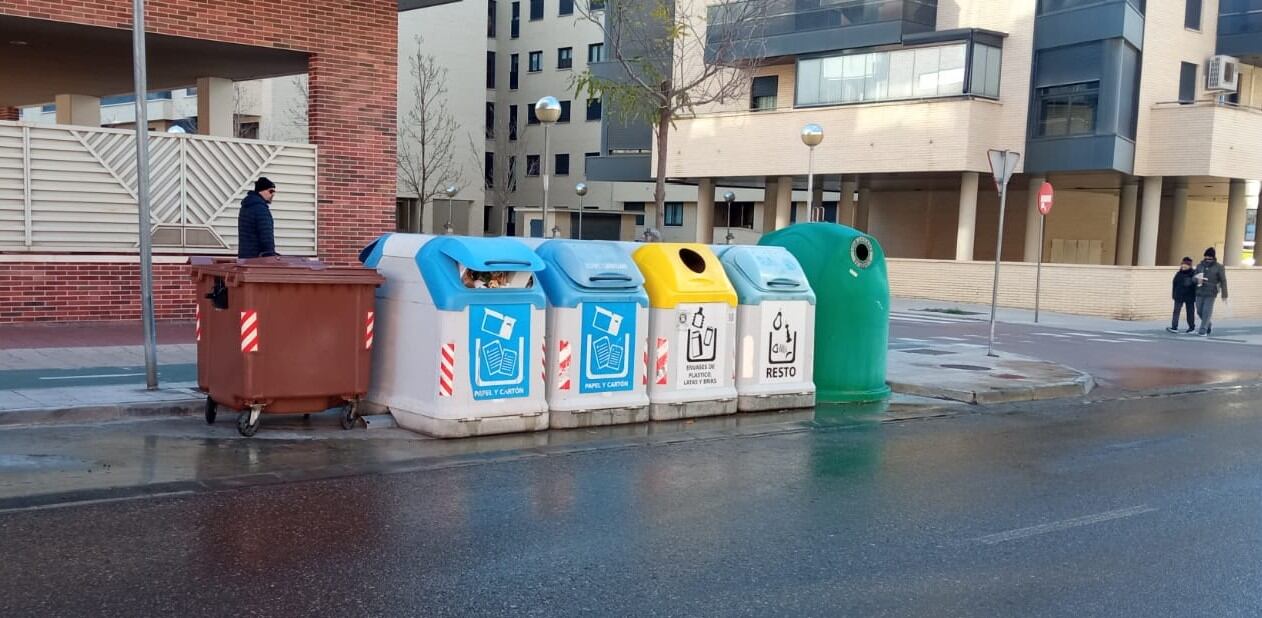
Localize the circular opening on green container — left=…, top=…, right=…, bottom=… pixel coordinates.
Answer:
left=679, top=248, right=707, bottom=273
left=851, top=237, right=873, bottom=269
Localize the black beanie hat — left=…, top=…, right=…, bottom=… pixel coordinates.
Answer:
left=1204, top=247, right=1216, bottom=258
left=254, top=177, right=276, bottom=193
left=1182, top=257, right=1194, bottom=264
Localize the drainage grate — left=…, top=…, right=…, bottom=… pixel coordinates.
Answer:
left=902, top=348, right=956, bottom=356
left=940, top=364, right=990, bottom=371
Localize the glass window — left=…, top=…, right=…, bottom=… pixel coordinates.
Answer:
left=1037, top=82, right=1099, bottom=137
left=841, top=54, right=867, bottom=103
left=971, top=44, right=1002, bottom=98
left=624, top=201, right=645, bottom=225
left=527, top=105, right=539, bottom=124
left=555, top=153, right=570, bottom=175
left=486, top=51, right=496, bottom=89
left=508, top=156, right=518, bottom=191
left=559, top=100, right=572, bottom=122
left=509, top=105, right=518, bottom=140
left=1179, top=62, right=1197, bottom=102
left=526, top=154, right=540, bottom=176
left=1185, top=0, right=1202, bottom=30
left=488, top=0, right=497, bottom=37
left=486, top=102, right=495, bottom=139
left=559, top=0, right=573, bottom=15
left=589, top=0, right=605, bottom=9
left=819, top=57, right=844, bottom=104
left=588, top=43, right=604, bottom=63
left=530, top=0, right=543, bottom=20
left=509, top=54, right=519, bottom=89
left=887, top=50, right=915, bottom=99
left=485, top=152, right=495, bottom=188
left=587, top=98, right=602, bottom=120
left=664, top=202, right=684, bottom=227
left=913, top=47, right=941, bottom=97
left=558, top=47, right=573, bottom=70
left=796, top=58, right=822, bottom=106
left=529, top=51, right=542, bottom=72
left=938, top=44, right=966, bottom=96
left=865, top=53, right=890, bottom=102
left=751, top=75, right=778, bottom=110
left=511, top=1, right=520, bottom=38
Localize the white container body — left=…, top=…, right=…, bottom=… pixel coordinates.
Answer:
left=645, top=301, right=739, bottom=420
left=545, top=303, right=651, bottom=427
left=734, top=299, right=816, bottom=411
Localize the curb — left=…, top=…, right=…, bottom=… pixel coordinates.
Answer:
left=0, top=398, right=201, bottom=428
left=887, top=373, right=1095, bottom=405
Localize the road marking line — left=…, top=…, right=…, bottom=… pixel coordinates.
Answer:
left=0, top=490, right=196, bottom=515
left=974, top=505, right=1157, bottom=545
left=931, top=336, right=968, bottom=342
left=39, top=372, right=144, bottom=381
left=1031, top=333, right=1070, bottom=338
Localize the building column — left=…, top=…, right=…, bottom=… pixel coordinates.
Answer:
left=54, top=94, right=101, bottom=127
left=1137, top=176, right=1163, bottom=266
left=956, top=172, right=979, bottom=262
left=1225, top=179, right=1250, bottom=267
left=1167, top=178, right=1189, bottom=265
left=695, top=178, right=715, bottom=243
left=0, top=107, right=19, bottom=121
left=465, top=200, right=484, bottom=237
left=810, top=181, right=824, bottom=222
left=1115, top=179, right=1138, bottom=266
left=1022, top=176, right=1046, bottom=262
left=855, top=180, right=871, bottom=232
left=421, top=200, right=435, bottom=234
left=839, top=176, right=858, bottom=227
left=761, top=176, right=792, bottom=234
left=197, top=77, right=235, bottom=137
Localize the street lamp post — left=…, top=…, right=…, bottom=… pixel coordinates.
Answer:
left=442, top=184, right=459, bottom=234
left=535, top=96, right=562, bottom=238
left=723, top=191, right=736, bottom=244
left=132, top=0, right=158, bottom=390
left=801, top=123, right=824, bottom=222
left=575, top=182, right=588, bottom=240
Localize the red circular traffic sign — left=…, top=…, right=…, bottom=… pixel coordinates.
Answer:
left=1037, top=182, right=1054, bottom=216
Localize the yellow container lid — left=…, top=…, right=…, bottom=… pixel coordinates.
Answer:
left=632, top=243, right=738, bottom=309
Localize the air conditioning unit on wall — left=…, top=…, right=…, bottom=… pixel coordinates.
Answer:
left=1207, top=55, right=1240, bottom=92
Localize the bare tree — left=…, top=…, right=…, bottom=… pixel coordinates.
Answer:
left=574, top=0, right=766, bottom=238
left=282, top=75, right=309, bottom=139
left=468, top=113, right=531, bottom=236
left=398, top=35, right=460, bottom=232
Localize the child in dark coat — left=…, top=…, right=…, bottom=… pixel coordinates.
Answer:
left=1168, top=257, right=1197, bottom=333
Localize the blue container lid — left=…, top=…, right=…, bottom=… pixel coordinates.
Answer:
left=418, top=236, right=547, bottom=310
left=716, top=245, right=816, bottom=305
left=535, top=240, right=649, bottom=308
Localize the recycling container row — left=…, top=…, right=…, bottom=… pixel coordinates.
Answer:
left=357, top=234, right=818, bottom=438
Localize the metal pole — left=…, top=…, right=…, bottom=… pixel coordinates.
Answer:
left=444, top=198, right=453, bottom=234
left=1034, top=213, right=1045, bottom=323
left=132, top=0, right=158, bottom=389
left=726, top=201, right=733, bottom=243
left=806, top=148, right=815, bottom=223
left=577, top=194, right=584, bottom=240
left=541, top=125, right=553, bottom=238
left=987, top=153, right=1010, bottom=358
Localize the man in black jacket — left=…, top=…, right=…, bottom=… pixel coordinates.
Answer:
left=1168, top=257, right=1197, bottom=334
left=238, top=177, right=278, bottom=258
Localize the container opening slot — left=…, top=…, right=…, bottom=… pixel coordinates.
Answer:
left=679, top=248, right=707, bottom=274
left=459, top=264, right=535, bottom=289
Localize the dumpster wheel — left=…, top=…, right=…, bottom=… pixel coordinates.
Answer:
left=339, top=401, right=360, bottom=430
left=237, top=405, right=264, bottom=437
left=205, top=396, right=218, bottom=425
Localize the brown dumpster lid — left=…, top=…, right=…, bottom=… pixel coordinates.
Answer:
left=191, top=256, right=384, bottom=286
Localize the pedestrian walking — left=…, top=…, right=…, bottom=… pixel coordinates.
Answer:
left=1167, top=256, right=1197, bottom=334
left=1194, top=247, right=1228, bottom=337
left=238, top=177, right=278, bottom=259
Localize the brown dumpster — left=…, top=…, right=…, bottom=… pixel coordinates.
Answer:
left=191, top=257, right=384, bottom=436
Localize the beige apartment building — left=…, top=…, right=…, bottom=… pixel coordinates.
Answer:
left=648, top=0, right=1262, bottom=319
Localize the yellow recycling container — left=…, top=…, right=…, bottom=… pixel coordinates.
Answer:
left=630, top=243, right=739, bottom=420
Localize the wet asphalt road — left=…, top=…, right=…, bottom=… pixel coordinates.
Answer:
left=4, top=387, right=1262, bottom=616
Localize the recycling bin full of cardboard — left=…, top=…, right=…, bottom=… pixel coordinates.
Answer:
left=629, top=243, right=739, bottom=420
left=716, top=245, right=816, bottom=411
left=360, top=233, right=548, bottom=437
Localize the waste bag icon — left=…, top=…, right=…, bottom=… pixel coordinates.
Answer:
left=686, top=306, right=717, bottom=362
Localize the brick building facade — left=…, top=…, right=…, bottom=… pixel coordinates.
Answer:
left=0, top=0, right=399, bottom=323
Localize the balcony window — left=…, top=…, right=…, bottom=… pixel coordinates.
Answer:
left=488, top=0, right=497, bottom=37
left=510, top=54, right=520, bottom=89
left=511, top=1, right=520, bottom=37
left=526, top=154, right=540, bottom=176
left=555, top=153, right=570, bottom=176
left=587, top=98, right=602, bottom=120
left=558, top=47, right=573, bottom=70
left=751, top=75, right=778, bottom=110
left=528, top=105, right=539, bottom=125
left=486, top=102, right=495, bottom=139
left=559, top=0, right=573, bottom=16
left=486, top=51, right=496, bottom=89
left=796, top=42, right=998, bottom=108
left=1185, top=0, right=1201, bottom=30
left=1036, top=81, right=1099, bottom=137
left=589, top=0, right=605, bottom=10
left=485, top=152, right=495, bottom=188
left=588, top=43, right=605, bottom=63
left=509, top=105, right=519, bottom=140
left=508, top=156, right=518, bottom=191
left=559, top=100, right=572, bottom=122
left=529, top=51, right=543, bottom=72
left=1179, top=62, right=1197, bottom=103
left=530, top=0, right=543, bottom=21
